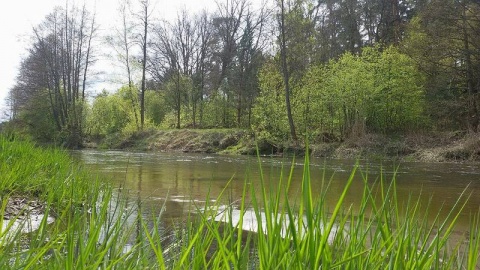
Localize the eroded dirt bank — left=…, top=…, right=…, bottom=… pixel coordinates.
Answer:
left=86, top=129, right=480, bottom=163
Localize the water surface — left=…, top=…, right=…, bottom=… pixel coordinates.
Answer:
left=72, top=150, right=480, bottom=231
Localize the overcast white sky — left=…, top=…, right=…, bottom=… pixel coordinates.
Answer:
left=0, top=0, right=220, bottom=122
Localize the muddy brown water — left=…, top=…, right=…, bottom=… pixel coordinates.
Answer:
left=71, top=150, right=480, bottom=235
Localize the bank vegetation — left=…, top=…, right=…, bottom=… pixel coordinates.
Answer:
left=3, top=0, right=480, bottom=155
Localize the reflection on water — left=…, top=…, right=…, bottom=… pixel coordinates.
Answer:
left=71, top=150, right=480, bottom=231
left=211, top=205, right=340, bottom=244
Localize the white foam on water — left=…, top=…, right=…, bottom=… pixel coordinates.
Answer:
left=211, top=206, right=340, bottom=245
left=1, top=214, right=55, bottom=238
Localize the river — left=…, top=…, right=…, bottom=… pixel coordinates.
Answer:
left=72, top=150, right=480, bottom=232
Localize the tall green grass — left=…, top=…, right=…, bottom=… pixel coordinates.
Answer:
left=0, top=136, right=479, bottom=269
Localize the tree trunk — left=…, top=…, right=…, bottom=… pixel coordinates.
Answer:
left=279, top=0, right=297, bottom=142
left=176, top=71, right=181, bottom=129
left=462, top=1, right=479, bottom=131
left=140, top=1, right=149, bottom=131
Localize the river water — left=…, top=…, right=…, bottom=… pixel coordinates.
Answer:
left=72, top=150, right=480, bottom=232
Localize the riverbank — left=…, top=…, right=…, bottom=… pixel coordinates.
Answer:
left=86, top=129, right=480, bottom=162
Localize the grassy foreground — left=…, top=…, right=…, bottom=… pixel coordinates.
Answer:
left=0, top=137, right=479, bottom=269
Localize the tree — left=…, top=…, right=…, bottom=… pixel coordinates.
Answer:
left=253, top=60, right=289, bottom=141
left=172, top=10, right=199, bottom=128
left=10, top=4, right=97, bottom=147
left=145, top=90, right=167, bottom=125
left=208, top=0, right=248, bottom=127
left=192, top=11, right=214, bottom=127
left=232, top=5, right=269, bottom=127
left=403, top=0, right=480, bottom=131
left=134, top=0, right=153, bottom=130
left=300, top=46, right=425, bottom=138
left=8, top=52, right=57, bottom=141
left=88, top=90, right=129, bottom=136
left=278, top=0, right=298, bottom=142
left=312, top=0, right=362, bottom=62
left=212, top=0, right=248, bottom=89
left=365, top=47, right=425, bottom=133
left=106, top=0, right=140, bottom=131
left=149, top=18, right=185, bottom=129
left=163, top=74, right=191, bottom=128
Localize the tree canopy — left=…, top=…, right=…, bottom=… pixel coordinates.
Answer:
left=6, top=0, right=480, bottom=146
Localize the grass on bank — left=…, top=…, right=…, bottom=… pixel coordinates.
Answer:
left=0, top=136, right=479, bottom=269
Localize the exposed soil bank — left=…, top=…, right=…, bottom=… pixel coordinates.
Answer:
left=87, top=129, right=254, bottom=153
left=86, top=129, right=480, bottom=163
left=311, top=132, right=480, bottom=162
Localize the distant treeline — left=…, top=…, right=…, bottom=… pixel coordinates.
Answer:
left=5, top=0, right=480, bottom=147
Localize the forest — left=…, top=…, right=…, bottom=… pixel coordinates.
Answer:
left=5, top=0, right=480, bottom=148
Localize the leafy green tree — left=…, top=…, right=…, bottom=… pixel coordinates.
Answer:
left=276, top=0, right=317, bottom=141
left=310, top=51, right=374, bottom=138
left=145, top=90, right=167, bottom=126
left=299, top=46, right=425, bottom=139
left=253, top=60, right=289, bottom=142
left=295, top=65, right=332, bottom=137
left=86, top=85, right=156, bottom=137
left=87, top=90, right=130, bottom=136
left=7, top=51, right=56, bottom=141
left=366, top=47, right=425, bottom=133
left=16, top=88, right=57, bottom=142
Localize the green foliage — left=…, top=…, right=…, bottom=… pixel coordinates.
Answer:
left=307, top=46, right=425, bottom=137
left=282, top=0, right=316, bottom=83
left=87, top=89, right=130, bottom=136
left=145, top=90, right=167, bottom=126
left=297, top=64, right=338, bottom=138
left=254, top=46, right=426, bottom=142
left=252, top=60, right=289, bottom=142
left=0, top=137, right=94, bottom=204
left=200, top=92, right=236, bottom=128
left=163, top=73, right=192, bottom=128
left=13, top=88, right=58, bottom=143
left=365, top=47, right=426, bottom=133
left=300, top=53, right=357, bottom=139
left=87, top=86, right=164, bottom=137
left=8, top=0, right=479, bottom=145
